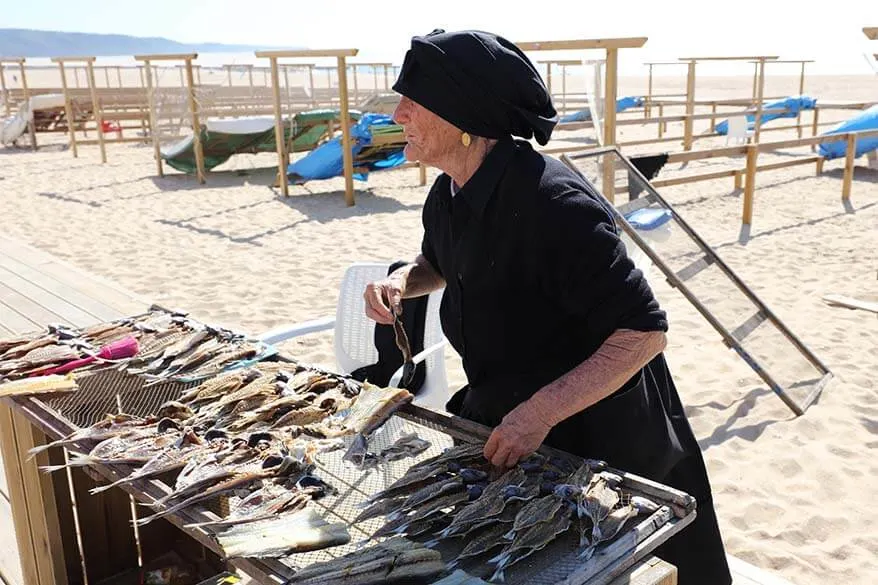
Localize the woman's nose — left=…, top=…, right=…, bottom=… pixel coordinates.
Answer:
left=392, top=99, right=410, bottom=124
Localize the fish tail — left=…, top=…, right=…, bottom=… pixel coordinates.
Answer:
left=489, top=566, right=506, bottom=583
left=26, top=442, right=56, bottom=460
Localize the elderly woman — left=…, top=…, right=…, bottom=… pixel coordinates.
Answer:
left=364, top=29, right=732, bottom=585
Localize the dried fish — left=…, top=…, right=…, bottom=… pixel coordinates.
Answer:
left=489, top=503, right=575, bottom=582
left=284, top=537, right=444, bottom=584
left=216, top=506, right=350, bottom=558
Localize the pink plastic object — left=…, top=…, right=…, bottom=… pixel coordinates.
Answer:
left=30, top=336, right=140, bottom=377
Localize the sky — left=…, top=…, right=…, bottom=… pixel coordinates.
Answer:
left=3, top=0, right=877, bottom=75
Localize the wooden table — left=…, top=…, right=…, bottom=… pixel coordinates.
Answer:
left=0, top=235, right=685, bottom=585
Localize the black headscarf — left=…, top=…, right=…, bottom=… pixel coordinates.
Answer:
left=392, top=29, right=558, bottom=145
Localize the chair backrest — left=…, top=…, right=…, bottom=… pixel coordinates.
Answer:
left=332, top=262, right=449, bottom=412
left=726, top=115, right=751, bottom=142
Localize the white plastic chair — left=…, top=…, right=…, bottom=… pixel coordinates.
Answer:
left=725, top=115, right=753, bottom=145
left=258, top=262, right=450, bottom=412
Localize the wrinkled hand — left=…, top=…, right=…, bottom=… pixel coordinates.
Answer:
left=483, top=401, right=552, bottom=469
left=363, top=274, right=406, bottom=325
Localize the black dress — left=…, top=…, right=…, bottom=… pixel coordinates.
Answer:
left=421, top=137, right=732, bottom=585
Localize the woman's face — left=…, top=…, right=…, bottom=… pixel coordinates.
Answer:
left=392, top=96, right=461, bottom=167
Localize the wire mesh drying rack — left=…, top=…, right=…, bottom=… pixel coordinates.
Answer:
left=9, top=346, right=696, bottom=585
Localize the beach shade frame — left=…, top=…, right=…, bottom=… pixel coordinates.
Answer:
left=517, top=37, right=648, bottom=202
left=677, top=56, right=779, bottom=148
left=255, top=48, right=359, bottom=205
left=561, top=145, right=833, bottom=416
left=51, top=56, right=107, bottom=162
left=134, top=53, right=204, bottom=183
left=0, top=57, right=36, bottom=149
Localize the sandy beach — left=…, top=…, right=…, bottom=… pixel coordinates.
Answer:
left=1, top=71, right=877, bottom=585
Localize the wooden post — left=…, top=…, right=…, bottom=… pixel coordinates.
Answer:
left=103, top=67, right=110, bottom=87
left=710, top=103, right=716, bottom=133
left=116, top=66, right=122, bottom=87
left=658, top=103, right=664, bottom=138
left=796, top=61, right=806, bottom=138
left=247, top=64, right=254, bottom=93
left=743, top=143, right=758, bottom=224
left=337, top=55, right=355, bottom=205
left=19, top=60, right=37, bottom=150
left=753, top=58, right=766, bottom=143
left=602, top=48, right=619, bottom=203
left=143, top=59, right=163, bottom=177
left=56, top=61, right=78, bottom=157
left=184, top=58, right=205, bottom=184
left=308, top=65, right=316, bottom=107
left=226, top=64, right=233, bottom=86
left=419, top=163, right=427, bottom=186
left=546, top=63, right=553, bottom=101
left=842, top=133, right=856, bottom=199
left=811, top=107, right=820, bottom=152
left=268, top=57, right=288, bottom=196
left=384, top=64, right=390, bottom=91
left=683, top=59, right=696, bottom=150
left=73, top=67, right=81, bottom=88
left=646, top=64, right=653, bottom=118
left=751, top=61, right=758, bottom=101
left=0, top=406, right=69, bottom=585
left=561, top=64, right=568, bottom=115
left=352, top=65, right=359, bottom=105
left=85, top=60, right=107, bottom=163
left=138, top=66, right=145, bottom=87
left=0, top=62, right=9, bottom=117
left=197, top=65, right=202, bottom=85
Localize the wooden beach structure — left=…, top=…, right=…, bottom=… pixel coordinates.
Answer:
left=134, top=52, right=205, bottom=183
left=0, top=58, right=35, bottom=148
left=516, top=37, right=648, bottom=201
left=255, top=48, right=359, bottom=203
left=51, top=57, right=108, bottom=163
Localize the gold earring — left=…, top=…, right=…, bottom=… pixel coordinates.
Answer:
left=461, top=132, right=471, bottom=147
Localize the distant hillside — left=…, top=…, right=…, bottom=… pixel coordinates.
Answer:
left=0, top=28, right=291, bottom=58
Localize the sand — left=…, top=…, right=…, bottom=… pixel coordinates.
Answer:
left=1, top=72, right=877, bottom=585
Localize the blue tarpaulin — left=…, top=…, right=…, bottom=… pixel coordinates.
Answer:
left=715, top=96, right=817, bottom=135
left=817, top=104, right=878, bottom=160
left=286, top=113, right=407, bottom=184
left=559, top=96, right=644, bottom=123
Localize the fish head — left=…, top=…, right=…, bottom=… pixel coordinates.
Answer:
left=156, top=400, right=195, bottom=421
left=156, top=417, right=183, bottom=434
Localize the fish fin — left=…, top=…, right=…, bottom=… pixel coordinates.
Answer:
left=489, top=566, right=506, bottom=583
left=487, top=551, right=508, bottom=565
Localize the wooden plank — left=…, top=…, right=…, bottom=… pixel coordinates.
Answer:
left=0, top=236, right=148, bottom=316
left=864, top=27, right=878, bottom=40
left=50, top=57, right=96, bottom=63
left=517, top=38, right=648, bottom=50
left=255, top=48, right=358, bottom=58
left=0, top=404, right=40, bottom=585
left=678, top=55, right=779, bottom=61
left=0, top=492, right=24, bottom=585
left=134, top=53, right=198, bottom=61
left=822, top=294, right=878, bottom=314
left=608, top=556, right=676, bottom=585
left=731, top=311, right=768, bottom=342
left=13, top=416, right=68, bottom=585
left=676, top=256, right=714, bottom=282
left=0, top=284, right=65, bottom=333
left=0, top=252, right=132, bottom=323
left=0, top=266, right=99, bottom=329
left=0, top=295, right=43, bottom=336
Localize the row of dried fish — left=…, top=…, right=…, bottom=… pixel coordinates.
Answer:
left=350, top=442, right=665, bottom=583
left=30, top=359, right=417, bottom=561
left=0, top=308, right=275, bottom=384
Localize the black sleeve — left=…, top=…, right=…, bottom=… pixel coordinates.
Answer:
left=420, top=181, right=443, bottom=278
left=541, top=186, right=668, bottom=336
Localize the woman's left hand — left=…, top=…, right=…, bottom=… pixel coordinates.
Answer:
left=483, top=400, right=552, bottom=468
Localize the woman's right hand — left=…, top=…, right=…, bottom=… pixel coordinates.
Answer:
left=364, top=273, right=406, bottom=325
